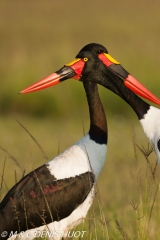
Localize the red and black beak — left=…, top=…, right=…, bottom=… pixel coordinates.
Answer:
left=20, top=58, right=85, bottom=94
left=98, top=52, right=160, bottom=105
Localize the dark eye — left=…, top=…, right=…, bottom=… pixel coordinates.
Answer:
left=97, top=50, right=102, bottom=54
left=157, top=139, right=160, bottom=151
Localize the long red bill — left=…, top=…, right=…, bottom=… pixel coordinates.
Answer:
left=20, top=67, right=78, bottom=94
left=20, top=72, right=62, bottom=94
left=20, top=59, right=85, bottom=94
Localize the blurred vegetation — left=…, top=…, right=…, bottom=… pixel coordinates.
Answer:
left=0, top=0, right=160, bottom=239
left=0, top=0, right=160, bottom=118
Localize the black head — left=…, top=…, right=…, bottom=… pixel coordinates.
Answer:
left=75, top=51, right=108, bottom=82
left=78, top=43, right=108, bottom=55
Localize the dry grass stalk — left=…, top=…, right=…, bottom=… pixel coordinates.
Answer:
left=16, top=119, right=48, bottom=161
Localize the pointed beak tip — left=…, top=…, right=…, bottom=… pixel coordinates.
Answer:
left=19, top=90, right=26, bottom=94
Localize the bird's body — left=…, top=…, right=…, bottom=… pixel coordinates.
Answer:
left=0, top=75, right=107, bottom=239
left=1, top=165, right=94, bottom=240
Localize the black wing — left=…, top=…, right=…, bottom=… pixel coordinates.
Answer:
left=0, top=164, right=94, bottom=236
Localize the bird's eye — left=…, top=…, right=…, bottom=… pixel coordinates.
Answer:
left=97, top=50, right=102, bottom=54
left=157, top=139, right=160, bottom=151
left=84, top=58, right=88, bottom=62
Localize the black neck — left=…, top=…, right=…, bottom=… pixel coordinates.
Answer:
left=83, top=81, right=107, bottom=144
left=115, top=83, right=150, bottom=119
left=99, top=68, right=150, bottom=120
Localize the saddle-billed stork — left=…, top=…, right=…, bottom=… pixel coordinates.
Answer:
left=0, top=52, right=110, bottom=240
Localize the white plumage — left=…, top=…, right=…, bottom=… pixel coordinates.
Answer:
left=48, top=133, right=107, bottom=179
left=140, top=106, right=160, bottom=162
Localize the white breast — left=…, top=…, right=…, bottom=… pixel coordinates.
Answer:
left=47, top=133, right=107, bottom=180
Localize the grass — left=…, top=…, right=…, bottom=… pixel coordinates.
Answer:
left=0, top=115, right=160, bottom=239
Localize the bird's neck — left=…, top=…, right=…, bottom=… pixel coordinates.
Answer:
left=83, top=81, right=107, bottom=144
left=109, top=80, right=150, bottom=120
left=122, top=92, right=150, bottom=120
